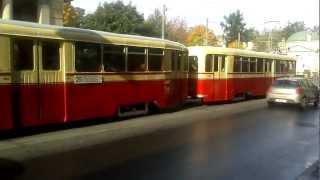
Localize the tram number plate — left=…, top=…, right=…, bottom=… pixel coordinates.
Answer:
left=275, top=99, right=287, bottom=103
left=74, top=75, right=103, bottom=84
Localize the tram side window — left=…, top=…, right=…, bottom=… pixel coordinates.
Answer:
left=220, top=56, right=226, bottom=72
left=275, top=60, right=281, bottom=73
left=242, top=57, right=249, bottom=72
left=163, top=50, right=172, bottom=71
left=42, top=41, right=60, bottom=70
left=148, top=48, right=164, bottom=71
left=183, top=53, right=189, bottom=71
left=103, top=45, right=125, bottom=72
left=13, top=39, right=34, bottom=70
left=188, top=56, right=198, bottom=73
left=75, top=42, right=101, bottom=72
left=205, top=55, right=213, bottom=72
left=250, top=58, right=257, bottom=72
left=233, top=56, right=241, bottom=72
left=127, top=47, right=146, bottom=72
left=257, top=58, right=264, bottom=72
left=171, top=51, right=178, bottom=71
left=213, top=55, right=219, bottom=72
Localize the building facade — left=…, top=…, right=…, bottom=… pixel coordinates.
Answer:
left=0, top=0, right=65, bottom=25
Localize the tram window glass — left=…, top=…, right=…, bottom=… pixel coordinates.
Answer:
left=103, top=45, right=125, bottom=72
left=171, top=51, right=178, bottom=71
left=188, top=56, right=198, bottom=73
left=275, top=60, right=281, bottom=73
left=234, top=56, right=241, bottom=72
left=148, top=48, right=164, bottom=71
left=220, top=56, right=225, bottom=72
left=205, top=54, right=213, bottom=72
left=75, top=42, right=101, bottom=72
left=250, top=58, right=257, bottom=72
left=183, top=53, right=189, bottom=71
left=42, top=41, right=60, bottom=70
left=242, top=57, right=249, bottom=72
left=127, top=47, right=146, bottom=72
left=163, top=50, right=172, bottom=71
left=257, top=58, right=264, bottom=72
left=13, top=39, right=34, bottom=70
left=177, top=52, right=183, bottom=71
left=213, top=55, right=219, bottom=72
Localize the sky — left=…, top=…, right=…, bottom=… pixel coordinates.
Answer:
left=72, top=0, right=319, bottom=35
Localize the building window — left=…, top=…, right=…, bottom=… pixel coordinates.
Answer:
left=42, top=41, right=60, bottom=70
left=127, top=47, right=146, bottom=72
left=75, top=42, right=101, bottom=72
left=148, top=48, right=163, bottom=71
left=13, top=39, right=34, bottom=70
left=13, top=0, right=38, bottom=22
left=103, top=45, right=125, bottom=72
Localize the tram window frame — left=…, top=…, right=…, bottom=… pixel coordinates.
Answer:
left=242, top=57, right=249, bottom=73
left=12, top=38, right=34, bottom=71
left=103, top=45, right=125, bottom=72
left=171, top=50, right=179, bottom=71
left=42, top=41, right=61, bottom=71
left=177, top=51, right=183, bottom=71
left=249, top=58, right=257, bottom=73
left=233, top=56, right=241, bottom=73
left=257, top=58, right=264, bottom=72
left=148, top=48, right=164, bottom=72
left=75, top=42, right=102, bottom=72
left=127, top=46, right=146, bottom=72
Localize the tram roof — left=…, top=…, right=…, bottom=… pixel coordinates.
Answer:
left=188, top=46, right=295, bottom=61
left=0, top=19, right=186, bottom=51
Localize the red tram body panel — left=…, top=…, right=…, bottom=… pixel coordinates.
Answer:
left=188, top=46, right=296, bottom=103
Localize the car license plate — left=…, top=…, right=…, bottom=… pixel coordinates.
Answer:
left=275, top=99, right=287, bottom=103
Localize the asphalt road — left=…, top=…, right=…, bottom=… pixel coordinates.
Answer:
left=0, top=99, right=318, bottom=180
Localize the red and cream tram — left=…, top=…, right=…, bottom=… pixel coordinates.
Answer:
left=188, top=46, right=296, bottom=103
left=0, top=20, right=189, bottom=131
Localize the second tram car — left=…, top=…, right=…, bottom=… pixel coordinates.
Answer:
left=188, top=46, right=296, bottom=103
left=0, top=19, right=188, bottom=131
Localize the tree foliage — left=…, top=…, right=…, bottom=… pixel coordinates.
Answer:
left=167, top=17, right=188, bottom=44
left=220, top=10, right=247, bottom=45
left=281, top=21, right=306, bottom=40
left=63, top=1, right=83, bottom=27
left=186, top=25, right=217, bottom=46
left=80, top=1, right=144, bottom=34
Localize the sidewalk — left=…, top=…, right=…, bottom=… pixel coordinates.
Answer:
left=297, top=161, right=319, bottom=180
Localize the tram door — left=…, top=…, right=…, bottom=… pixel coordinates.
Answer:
left=12, top=38, right=65, bottom=127
left=213, top=55, right=225, bottom=100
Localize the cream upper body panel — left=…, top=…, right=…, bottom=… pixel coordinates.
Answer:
left=0, top=19, right=187, bottom=51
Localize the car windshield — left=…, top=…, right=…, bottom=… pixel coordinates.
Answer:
left=273, top=80, right=298, bottom=88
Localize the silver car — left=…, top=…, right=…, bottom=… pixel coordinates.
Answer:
left=267, top=77, right=319, bottom=108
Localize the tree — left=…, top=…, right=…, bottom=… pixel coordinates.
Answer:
left=80, top=1, right=144, bottom=34
left=140, top=8, right=163, bottom=37
left=281, top=21, right=306, bottom=40
left=220, top=10, right=247, bottom=45
left=167, top=17, right=188, bottom=44
left=63, top=1, right=84, bottom=27
left=186, top=25, right=217, bottom=46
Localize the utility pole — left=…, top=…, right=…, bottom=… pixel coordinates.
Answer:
left=205, top=18, right=208, bottom=45
left=161, top=5, right=167, bottom=39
